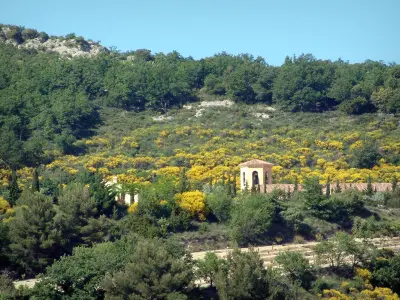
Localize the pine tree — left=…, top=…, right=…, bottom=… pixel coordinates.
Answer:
left=325, top=176, right=331, bottom=198
left=8, top=191, right=61, bottom=275
left=103, top=239, right=193, bottom=299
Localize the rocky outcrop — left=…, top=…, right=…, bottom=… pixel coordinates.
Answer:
left=0, top=25, right=108, bottom=58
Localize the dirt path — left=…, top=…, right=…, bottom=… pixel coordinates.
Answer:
left=192, top=236, right=400, bottom=266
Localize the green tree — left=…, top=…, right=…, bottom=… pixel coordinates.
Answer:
left=275, top=251, right=314, bottom=289
left=372, top=255, right=400, bottom=294
left=273, top=54, right=335, bottom=112
left=326, top=176, right=331, bottom=198
left=314, top=232, right=369, bottom=269
left=196, top=252, right=226, bottom=288
left=206, top=185, right=233, bottom=222
left=392, top=176, right=398, bottom=192
left=302, top=176, right=324, bottom=213
left=229, top=193, right=277, bottom=245
left=8, top=191, right=61, bottom=275
left=55, top=184, right=98, bottom=252
left=366, top=175, right=374, bottom=196
left=0, top=274, right=16, bottom=300
left=30, top=238, right=137, bottom=299
left=8, top=169, right=20, bottom=206
left=103, top=238, right=193, bottom=300
left=31, top=168, right=40, bottom=192
left=214, top=248, right=269, bottom=300
left=0, top=222, right=10, bottom=270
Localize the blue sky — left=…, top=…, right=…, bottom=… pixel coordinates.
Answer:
left=0, top=0, right=399, bottom=65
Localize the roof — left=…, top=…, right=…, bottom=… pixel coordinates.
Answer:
left=239, top=159, right=274, bottom=168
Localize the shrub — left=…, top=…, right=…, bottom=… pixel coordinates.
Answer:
left=215, top=248, right=269, bottom=299
left=196, top=252, right=226, bottom=287
left=38, top=31, right=49, bottom=42
left=205, top=185, right=232, bottom=222
left=21, top=28, right=39, bottom=40
left=175, top=190, right=208, bottom=221
left=30, top=238, right=137, bottom=299
left=371, top=255, right=400, bottom=294
left=65, top=32, right=76, bottom=39
left=0, top=196, right=10, bottom=214
left=275, top=251, right=314, bottom=289
left=229, top=193, right=277, bottom=245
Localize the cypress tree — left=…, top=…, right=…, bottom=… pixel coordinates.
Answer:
left=392, top=176, right=398, bottom=192
left=177, top=167, right=189, bottom=193
left=325, top=176, right=331, bottom=198
left=8, top=169, right=20, bottom=206
left=294, top=176, right=299, bottom=192
left=334, top=180, right=342, bottom=193
left=32, top=167, right=40, bottom=192
left=232, top=173, right=237, bottom=196
left=366, top=175, right=373, bottom=196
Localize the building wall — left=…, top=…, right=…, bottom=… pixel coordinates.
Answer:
left=240, top=167, right=271, bottom=190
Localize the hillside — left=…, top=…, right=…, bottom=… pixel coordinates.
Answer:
left=35, top=99, right=400, bottom=189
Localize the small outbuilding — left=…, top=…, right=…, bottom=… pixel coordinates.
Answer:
left=239, top=159, right=274, bottom=191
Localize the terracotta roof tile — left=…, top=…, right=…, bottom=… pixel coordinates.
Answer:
left=239, top=159, right=274, bottom=168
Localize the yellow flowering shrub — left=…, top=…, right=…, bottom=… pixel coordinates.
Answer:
left=322, top=289, right=350, bottom=300
left=127, top=202, right=138, bottom=213
left=359, top=287, right=400, bottom=299
left=0, top=196, right=11, bottom=214
left=356, top=268, right=372, bottom=283
left=175, top=190, right=207, bottom=221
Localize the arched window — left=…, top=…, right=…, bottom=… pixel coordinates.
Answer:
left=252, top=171, right=259, bottom=186
left=243, top=172, right=246, bottom=185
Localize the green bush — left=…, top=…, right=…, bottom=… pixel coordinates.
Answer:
left=229, top=193, right=277, bottom=245
left=65, top=32, right=76, bottom=39
left=21, top=28, right=39, bottom=40
left=275, top=251, right=315, bottom=289
left=206, top=185, right=233, bottom=222
left=215, top=248, right=269, bottom=299
left=30, top=238, right=137, bottom=299
left=38, top=31, right=49, bottom=42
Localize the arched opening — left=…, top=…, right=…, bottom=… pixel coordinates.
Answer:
left=252, top=171, right=259, bottom=187
left=265, top=172, right=269, bottom=185
left=242, top=172, right=246, bottom=187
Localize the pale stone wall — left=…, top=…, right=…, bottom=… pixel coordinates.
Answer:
left=240, top=166, right=272, bottom=190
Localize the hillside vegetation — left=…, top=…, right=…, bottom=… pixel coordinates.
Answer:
left=0, top=26, right=400, bottom=299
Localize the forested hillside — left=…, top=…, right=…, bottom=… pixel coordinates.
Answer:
left=0, top=29, right=399, bottom=189
left=1, top=26, right=400, bottom=299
